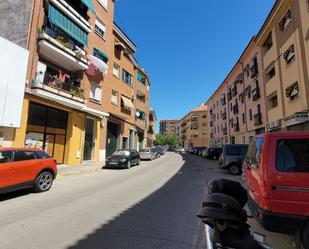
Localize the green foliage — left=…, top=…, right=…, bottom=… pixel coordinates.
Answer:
left=154, top=133, right=178, bottom=146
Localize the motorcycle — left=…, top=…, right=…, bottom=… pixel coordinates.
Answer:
left=197, top=178, right=272, bottom=249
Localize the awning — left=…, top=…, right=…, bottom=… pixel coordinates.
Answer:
left=115, top=41, right=126, bottom=51
left=89, top=55, right=108, bottom=75
left=81, top=0, right=96, bottom=14
left=82, top=107, right=109, bottom=118
left=93, top=47, right=109, bottom=62
left=48, top=5, right=88, bottom=46
left=121, top=95, right=134, bottom=110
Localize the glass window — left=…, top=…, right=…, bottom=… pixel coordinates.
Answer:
left=111, top=90, right=118, bottom=105
left=90, top=83, right=102, bottom=102
left=14, top=150, right=36, bottom=162
left=113, top=150, right=130, bottom=156
left=0, top=151, right=12, bottom=163
left=113, top=63, right=120, bottom=78
left=276, top=139, right=309, bottom=172
left=94, top=19, right=106, bottom=39
left=47, top=108, right=68, bottom=129
left=226, top=147, right=241, bottom=156
left=246, top=138, right=264, bottom=168
left=34, top=150, right=50, bottom=159
left=122, top=69, right=133, bottom=85
left=28, top=103, right=47, bottom=126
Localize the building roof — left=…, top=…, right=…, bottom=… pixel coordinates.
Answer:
left=160, top=119, right=179, bottom=123
left=192, top=104, right=207, bottom=112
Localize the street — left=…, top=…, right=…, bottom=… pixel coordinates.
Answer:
left=0, top=152, right=294, bottom=249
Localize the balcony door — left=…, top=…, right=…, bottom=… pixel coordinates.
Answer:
left=83, top=118, right=96, bottom=161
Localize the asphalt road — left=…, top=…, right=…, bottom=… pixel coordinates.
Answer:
left=0, top=152, right=295, bottom=249
left=0, top=152, right=207, bottom=249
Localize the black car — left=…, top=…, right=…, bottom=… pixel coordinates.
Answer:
left=151, top=148, right=161, bottom=159
left=105, top=149, right=140, bottom=169
left=205, top=148, right=222, bottom=160
left=154, top=146, right=165, bottom=156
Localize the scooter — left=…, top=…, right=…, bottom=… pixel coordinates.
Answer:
left=197, top=178, right=272, bottom=249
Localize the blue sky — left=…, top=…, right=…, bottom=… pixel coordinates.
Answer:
left=114, top=0, right=275, bottom=125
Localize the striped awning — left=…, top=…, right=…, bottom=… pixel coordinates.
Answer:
left=48, top=5, right=88, bottom=46
left=93, top=48, right=109, bottom=63
left=121, top=96, right=134, bottom=110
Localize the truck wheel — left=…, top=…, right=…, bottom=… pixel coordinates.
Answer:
left=301, top=222, right=309, bottom=249
left=228, top=164, right=241, bottom=175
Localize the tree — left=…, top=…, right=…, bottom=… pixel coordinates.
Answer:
left=154, top=133, right=178, bottom=146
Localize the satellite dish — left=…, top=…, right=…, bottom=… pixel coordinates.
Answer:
left=136, top=112, right=140, bottom=117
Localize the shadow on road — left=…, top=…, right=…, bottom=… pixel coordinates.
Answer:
left=67, top=153, right=206, bottom=249
left=0, top=188, right=33, bottom=202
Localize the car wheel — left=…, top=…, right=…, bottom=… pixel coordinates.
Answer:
left=127, top=160, right=131, bottom=169
left=34, top=171, right=54, bottom=192
left=301, top=222, right=309, bottom=249
left=228, top=164, right=241, bottom=175
left=137, top=159, right=141, bottom=166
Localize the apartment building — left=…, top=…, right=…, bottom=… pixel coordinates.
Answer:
left=104, top=23, right=150, bottom=156
left=207, top=37, right=266, bottom=147
left=0, top=0, right=152, bottom=164
left=255, top=0, right=309, bottom=132
left=179, top=105, right=208, bottom=148
left=146, top=107, right=156, bottom=147
left=159, top=120, right=179, bottom=134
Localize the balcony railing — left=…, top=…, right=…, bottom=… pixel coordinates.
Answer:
left=252, top=87, right=261, bottom=101
left=250, top=62, right=259, bottom=78
left=39, top=26, right=88, bottom=62
left=210, top=120, right=214, bottom=127
left=228, top=91, right=232, bottom=101
left=32, top=71, right=85, bottom=102
left=232, top=85, right=237, bottom=97
left=221, top=96, right=226, bottom=105
left=222, top=112, right=227, bottom=120
left=254, top=113, right=262, bottom=126
left=223, top=128, right=228, bottom=135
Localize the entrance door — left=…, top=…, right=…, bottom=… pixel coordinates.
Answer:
left=106, top=122, right=119, bottom=157
left=83, top=118, right=96, bottom=161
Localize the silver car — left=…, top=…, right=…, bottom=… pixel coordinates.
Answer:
left=139, top=148, right=156, bottom=160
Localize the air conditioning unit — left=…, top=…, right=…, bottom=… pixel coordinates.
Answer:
left=268, top=120, right=280, bottom=129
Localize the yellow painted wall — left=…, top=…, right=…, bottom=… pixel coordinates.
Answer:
left=94, top=119, right=100, bottom=161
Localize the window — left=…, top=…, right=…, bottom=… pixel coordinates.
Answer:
left=137, top=71, right=146, bottom=85
left=34, top=151, right=50, bottom=159
left=136, top=92, right=146, bottom=103
left=262, top=32, right=273, bottom=52
left=191, top=115, right=198, bottom=121
left=257, top=104, right=261, bottom=113
left=14, top=151, right=36, bottom=162
left=0, top=151, right=12, bottom=163
left=136, top=110, right=145, bottom=120
left=202, top=115, right=207, bottom=118
left=94, top=19, right=106, bottom=39
left=286, top=82, right=299, bottom=101
left=269, top=93, right=278, bottom=109
left=230, top=102, right=233, bottom=112
left=217, top=100, right=219, bottom=106
left=283, top=45, right=295, bottom=65
left=246, top=137, right=264, bottom=168
left=265, top=64, right=276, bottom=81
left=98, top=0, right=108, bottom=9
left=242, top=113, right=245, bottom=124
left=279, top=10, right=292, bottom=31
left=226, top=147, right=241, bottom=156
left=202, top=123, right=207, bottom=126
left=90, top=83, right=102, bottom=102
left=113, top=63, right=120, bottom=78
left=249, top=109, right=252, bottom=121
left=276, top=139, right=309, bottom=172
left=122, top=69, right=133, bottom=85
left=111, top=90, right=118, bottom=105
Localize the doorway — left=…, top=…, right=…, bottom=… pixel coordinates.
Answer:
left=106, top=121, right=119, bottom=157
left=83, top=118, right=96, bottom=161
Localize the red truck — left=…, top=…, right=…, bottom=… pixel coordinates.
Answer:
left=244, top=132, right=309, bottom=248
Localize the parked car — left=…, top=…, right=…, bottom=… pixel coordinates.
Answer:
left=139, top=148, right=156, bottom=161
left=0, top=148, right=57, bottom=194
left=105, top=149, right=140, bottom=169
left=201, top=148, right=208, bottom=157
left=244, top=132, right=309, bottom=248
left=151, top=147, right=161, bottom=159
left=205, top=148, right=223, bottom=160
left=154, top=146, right=165, bottom=156
left=218, top=144, right=248, bottom=175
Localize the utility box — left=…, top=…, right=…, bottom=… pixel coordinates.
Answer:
left=0, top=36, right=29, bottom=128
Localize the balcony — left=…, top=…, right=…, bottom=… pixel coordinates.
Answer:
left=232, top=85, right=237, bottom=97
left=220, top=96, right=226, bottom=105
left=234, top=123, right=240, bottom=132
left=210, top=120, right=214, bottom=127
left=223, top=128, right=228, bottom=135
left=38, top=27, right=88, bottom=72
left=252, top=87, right=261, bottom=101
left=254, top=113, right=262, bottom=126
left=233, top=104, right=239, bottom=114
left=148, top=125, right=154, bottom=134
left=250, top=61, right=259, bottom=78
left=222, top=112, right=227, bottom=120
left=228, top=90, right=232, bottom=101
left=32, top=69, right=85, bottom=104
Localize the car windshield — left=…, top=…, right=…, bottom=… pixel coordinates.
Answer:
left=113, top=150, right=130, bottom=156
left=140, top=149, right=150, bottom=152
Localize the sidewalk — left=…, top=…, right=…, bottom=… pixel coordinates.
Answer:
left=56, top=161, right=104, bottom=179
